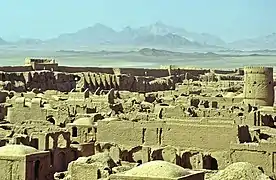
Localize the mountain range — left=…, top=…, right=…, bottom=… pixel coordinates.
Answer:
left=1, top=22, right=276, bottom=50
left=45, top=22, right=216, bottom=48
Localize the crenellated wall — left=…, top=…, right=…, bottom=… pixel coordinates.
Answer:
left=0, top=65, right=210, bottom=78
left=0, top=64, right=212, bottom=92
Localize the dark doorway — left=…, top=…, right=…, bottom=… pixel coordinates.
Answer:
left=57, top=152, right=67, bottom=172
left=72, top=127, right=78, bottom=137
left=34, top=160, right=40, bottom=180
left=203, top=155, right=218, bottom=170
left=211, top=157, right=218, bottom=170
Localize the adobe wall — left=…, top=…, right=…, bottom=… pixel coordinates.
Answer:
left=0, top=66, right=32, bottom=72
left=0, top=157, right=26, bottom=180
left=0, top=65, right=210, bottom=78
left=32, top=63, right=58, bottom=71
left=68, top=162, right=99, bottom=180
left=58, top=66, right=114, bottom=74
left=119, top=68, right=169, bottom=77
left=97, top=120, right=238, bottom=151
left=230, top=142, right=276, bottom=177
left=170, top=69, right=210, bottom=78
left=213, top=69, right=236, bottom=74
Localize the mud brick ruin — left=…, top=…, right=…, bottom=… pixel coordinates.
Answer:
left=0, top=58, right=275, bottom=179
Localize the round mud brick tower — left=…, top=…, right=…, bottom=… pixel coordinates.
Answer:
left=243, top=66, right=274, bottom=106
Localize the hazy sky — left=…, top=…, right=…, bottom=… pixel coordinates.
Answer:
left=1, top=0, right=275, bottom=42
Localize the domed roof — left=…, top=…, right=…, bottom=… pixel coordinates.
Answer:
left=209, top=162, right=270, bottom=180
left=0, top=144, right=38, bottom=156
left=73, top=117, right=92, bottom=126
left=124, top=160, right=190, bottom=178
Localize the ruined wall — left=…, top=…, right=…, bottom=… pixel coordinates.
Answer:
left=0, top=66, right=32, bottom=72
left=0, top=157, right=26, bottom=180
left=68, top=162, right=99, bottom=180
left=119, top=68, right=169, bottom=77
left=97, top=120, right=238, bottom=151
left=213, top=69, right=237, bottom=74
left=26, top=152, right=52, bottom=180
left=171, top=69, right=210, bottom=78
left=0, top=65, right=237, bottom=93
left=58, top=66, right=114, bottom=74
left=0, top=71, right=77, bottom=92
left=32, top=63, right=58, bottom=71
left=230, top=143, right=276, bottom=177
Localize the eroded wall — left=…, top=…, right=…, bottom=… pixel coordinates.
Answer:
left=97, top=120, right=238, bottom=151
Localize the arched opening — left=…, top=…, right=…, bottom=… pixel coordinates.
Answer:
left=129, top=146, right=143, bottom=162
left=211, top=157, right=218, bottom=170
left=137, top=160, right=142, bottom=166
left=47, top=117, right=55, bottom=125
left=72, top=127, right=78, bottom=137
left=121, top=150, right=129, bottom=161
left=203, top=155, right=218, bottom=170
left=181, top=152, right=192, bottom=169
left=34, top=160, right=40, bottom=180
left=57, top=134, right=67, bottom=148
left=151, top=149, right=163, bottom=161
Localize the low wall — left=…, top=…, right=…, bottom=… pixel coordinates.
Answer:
left=230, top=143, right=276, bottom=176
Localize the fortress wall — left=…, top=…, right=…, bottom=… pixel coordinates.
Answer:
left=97, top=120, right=237, bottom=151
left=32, top=63, right=58, bottom=71
left=59, top=66, right=169, bottom=77
left=146, top=69, right=169, bottom=77
left=118, top=68, right=148, bottom=76
left=0, top=66, right=32, bottom=72
left=170, top=69, right=210, bottom=77
left=119, top=68, right=169, bottom=77
left=213, top=69, right=236, bottom=74
left=0, top=65, right=209, bottom=78
left=58, top=66, right=114, bottom=74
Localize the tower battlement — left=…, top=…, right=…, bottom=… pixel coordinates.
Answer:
left=243, top=66, right=274, bottom=106
left=244, top=66, right=273, bottom=74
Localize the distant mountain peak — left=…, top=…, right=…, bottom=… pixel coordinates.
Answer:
left=93, top=23, right=111, bottom=29
left=154, top=21, right=167, bottom=27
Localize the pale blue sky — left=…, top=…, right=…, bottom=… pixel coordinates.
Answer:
left=0, top=0, right=275, bottom=42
